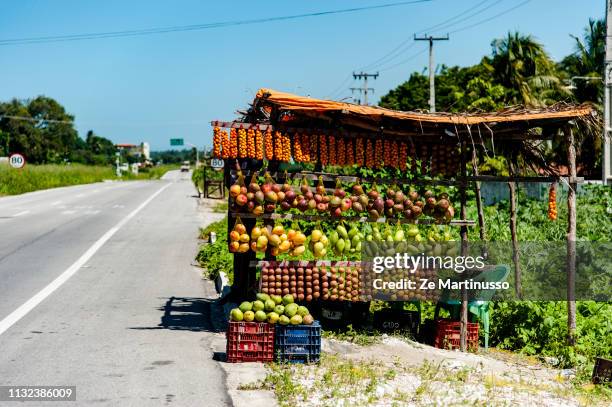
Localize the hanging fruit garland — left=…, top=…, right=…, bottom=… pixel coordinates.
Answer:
left=220, top=128, right=230, bottom=159
left=301, top=133, right=311, bottom=162
left=548, top=182, right=558, bottom=220
left=255, top=129, right=264, bottom=160
left=374, top=139, right=383, bottom=168
left=328, top=135, right=337, bottom=165
left=337, top=137, right=346, bottom=166
left=399, top=142, right=408, bottom=171
left=319, top=134, right=328, bottom=165
left=346, top=138, right=355, bottom=166
left=238, top=128, right=247, bottom=158
left=356, top=137, right=365, bottom=166
left=213, top=127, right=222, bottom=158
left=293, top=133, right=304, bottom=162
left=365, top=139, right=375, bottom=168
left=229, top=128, right=238, bottom=159
left=246, top=128, right=256, bottom=158
left=265, top=129, right=274, bottom=160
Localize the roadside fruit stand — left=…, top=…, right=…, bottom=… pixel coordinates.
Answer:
left=213, top=89, right=597, bottom=354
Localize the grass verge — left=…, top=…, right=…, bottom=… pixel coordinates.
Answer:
left=0, top=163, right=177, bottom=196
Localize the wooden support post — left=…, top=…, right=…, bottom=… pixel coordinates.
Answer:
left=460, top=142, right=469, bottom=352
left=471, top=148, right=486, bottom=242
left=507, top=158, right=522, bottom=299
left=565, top=124, right=577, bottom=345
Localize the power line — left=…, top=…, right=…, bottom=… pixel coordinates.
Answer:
left=420, top=0, right=504, bottom=34
left=449, top=0, right=532, bottom=34
left=358, top=0, right=502, bottom=72
left=0, top=0, right=432, bottom=46
left=377, top=47, right=428, bottom=72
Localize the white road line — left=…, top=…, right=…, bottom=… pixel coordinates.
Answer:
left=0, top=182, right=171, bottom=337
left=13, top=210, right=30, bottom=217
left=61, top=210, right=76, bottom=215
left=51, top=201, right=62, bottom=206
left=84, top=210, right=101, bottom=215
left=75, top=194, right=86, bottom=198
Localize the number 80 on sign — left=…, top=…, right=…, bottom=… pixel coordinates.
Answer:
left=9, top=153, right=26, bottom=169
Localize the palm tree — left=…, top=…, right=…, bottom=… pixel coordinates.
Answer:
left=490, top=32, right=565, bottom=106
left=560, top=18, right=605, bottom=104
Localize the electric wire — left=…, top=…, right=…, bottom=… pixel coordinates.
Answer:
left=449, top=0, right=532, bottom=34
left=0, top=1, right=431, bottom=46
left=358, top=0, right=502, bottom=72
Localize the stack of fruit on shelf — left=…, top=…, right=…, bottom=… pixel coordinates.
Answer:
left=363, top=224, right=458, bottom=258
left=228, top=219, right=250, bottom=253
left=212, top=127, right=462, bottom=174
left=229, top=175, right=456, bottom=223
left=230, top=293, right=315, bottom=325
left=330, top=223, right=363, bottom=256
left=259, top=263, right=363, bottom=302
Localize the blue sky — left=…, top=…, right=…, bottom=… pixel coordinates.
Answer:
left=0, top=0, right=604, bottom=150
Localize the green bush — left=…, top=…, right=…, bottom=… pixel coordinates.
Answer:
left=196, top=217, right=233, bottom=283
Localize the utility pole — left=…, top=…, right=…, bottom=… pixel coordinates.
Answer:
left=603, top=0, right=612, bottom=184
left=414, top=34, right=449, bottom=112
left=352, top=72, right=379, bottom=105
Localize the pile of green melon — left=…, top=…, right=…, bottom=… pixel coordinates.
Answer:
left=230, top=293, right=314, bottom=325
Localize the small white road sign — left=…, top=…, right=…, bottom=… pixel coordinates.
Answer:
left=210, top=158, right=224, bottom=170
left=9, top=153, right=26, bottom=169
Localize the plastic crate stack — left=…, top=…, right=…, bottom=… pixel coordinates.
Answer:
left=274, top=321, right=321, bottom=364
left=434, top=319, right=479, bottom=351
left=226, top=322, right=275, bottom=363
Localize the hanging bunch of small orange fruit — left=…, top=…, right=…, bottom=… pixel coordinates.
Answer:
left=356, top=137, right=364, bottom=166
left=213, top=127, right=222, bottom=158
left=265, top=129, right=274, bottom=160
left=238, top=128, right=247, bottom=158
left=220, top=129, right=230, bottom=159
left=246, top=128, right=256, bottom=158
left=319, top=134, right=328, bottom=165
left=548, top=183, right=557, bottom=220
left=255, top=129, right=264, bottom=159
left=229, top=128, right=238, bottom=158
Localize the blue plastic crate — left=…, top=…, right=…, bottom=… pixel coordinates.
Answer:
left=274, top=321, right=321, bottom=364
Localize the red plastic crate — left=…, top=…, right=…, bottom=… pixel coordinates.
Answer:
left=226, top=322, right=275, bottom=363
left=434, top=319, right=479, bottom=351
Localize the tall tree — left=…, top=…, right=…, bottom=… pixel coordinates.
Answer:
left=559, top=18, right=605, bottom=104
left=490, top=31, right=566, bottom=106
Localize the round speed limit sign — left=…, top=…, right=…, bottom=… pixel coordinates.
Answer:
left=9, top=153, right=26, bottom=169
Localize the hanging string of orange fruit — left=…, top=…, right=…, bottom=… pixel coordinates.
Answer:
left=229, top=128, right=238, bottom=158
left=319, top=134, right=328, bottom=165
left=399, top=142, right=408, bottom=171
left=213, top=127, right=222, bottom=158
left=273, top=131, right=284, bottom=160
left=365, top=139, right=375, bottom=168
left=281, top=132, right=291, bottom=161
left=374, top=139, right=383, bottom=168
left=300, top=134, right=311, bottom=162
left=220, top=129, right=230, bottom=159
left=309, top=134, right=318, bottom=161
left=337, top=137, right=346, bottom=166
left=328, top=135, right=337, bottom=165
left=346, top=138, right=355, bottom=165
left=246, top=128, right=256, bottom=158
left=356, top=137, right=364, bottom=166
left=265, top=129, right=274, bottom=160
left=238, top=128, right=247, bottom=158
left=255, top=129, right=264, bottom=160
left=548, top=183, right=557, bottom=220
left=293, top=133, right=304, bottom=162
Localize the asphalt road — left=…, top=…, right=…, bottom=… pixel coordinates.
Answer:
left=0, top=171, right=230, bottom=406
